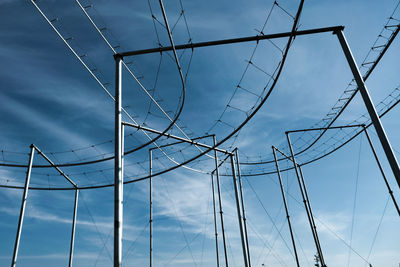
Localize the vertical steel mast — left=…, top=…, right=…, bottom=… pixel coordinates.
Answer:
left=230, top=154, right=249, bottom=267
left=211, top=172, right=220, bottom=267
left=11, top=145, right=35, bottom=267
left=286, top=134, right=326, bottom=267
left=234, top=149, right=251, bottom=267
left=69, top=189, right=79, bottom=267
left=149, top=150, right=153, bottom=267
left=212, top=136, right=229, bottom=267
left=272, top=147, right=300, bottom=267
left=114, top=54, right=123, bottom=267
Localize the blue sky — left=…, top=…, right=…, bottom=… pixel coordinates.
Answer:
left=1, top=0, right=400, bottom=266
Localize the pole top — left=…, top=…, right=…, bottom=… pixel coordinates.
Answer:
left=332, top=25, right=345, bottom=35
left=113, top=53, right=123, bottom=60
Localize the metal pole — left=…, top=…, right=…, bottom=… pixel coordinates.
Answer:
left=149, top=149, right=153, bottom=267
left=119, top=26, right=343, bottom=57
left=212, top=136, right=229, bottom=267
left=297, top=165, right=325, bottom=266
left=69, top=189, right=79, bottom=267
left=114, top=54, right=123, bottom=267
left=234, top=149, right=251, bottom=267
left=211, top=173, right=220, bottom=267
left=286, top=134, right=326, bottom=267
left=272, top=147, right=300, bottom=267
left=11, top=144, right=35, bottom=267
left=363, top=127, right=400, bottom=216
left=230, top=154, right=249, bottom=267
left=123, top=122, right=231, bottom=155
left=335, top=29, right=400, bottom=190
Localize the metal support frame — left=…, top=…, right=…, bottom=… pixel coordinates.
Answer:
left=149, top=150, right=153, bottom=267
left=69, top=189, right=79, bottom=267
left=363, top=127, right=400, bottom=216
left=114, top=54, right=123, bottom=267
left=234, top=149, right=251, bottom=267
left=11, top=144, right=79, bottom=267
left=334, top=29, right=400, bottom=191
left=212, top=136, right=229, bottom=267
left=119, top=26, right=343, bottom=57
left=123, top=122, right=231, bottom=155
left=230, top=154, right=249, bottom=267
left=210, top=173, right=220, bottom=267
left=36, top=145, right=79, bottom=266
left=297, top=164, right=325, bottom=265
left=11, top=145, right=35, bottom=267
left=110, top=24, right=400, bottom=267
left=272, top=146, right=300, bottom=267
left=284, top=135, right=327, bottom=267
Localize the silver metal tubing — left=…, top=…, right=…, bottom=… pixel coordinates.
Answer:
left=272, top=146, right=300, bottom=267
left=122, top=122, right=232, bottom=155
left=363, top=127, right=400, bottom=216
left=234, top=149, right=251, bottom=267
left=11, top=145, right=35, bottom=267
left=119, top=26, right=344, bottom=57
left=285, top=124, right=364, bottom=134
left=213, top=136, right=229, bottom=267
left=33, top=145, right=77, bottom=188
left=335, top=29, right=400, bottom=191
left=297, top=165, right=325, bottom=266
left=69, top=189, right=79, bottom=267
left=211, top=173, right=220, bottom=267
left=286, top=135, right=326, bottom=266
left=114, top=55, right=123, bottom=267
left=149, top=134, right=214, bottom=151
left=149, top=149, right=153, bottom=267
left=230, top=154, right=249, bottom=267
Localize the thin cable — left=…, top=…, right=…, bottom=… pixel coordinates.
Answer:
left=79, top=191, right=113, bottom=263
left=347, top=135, right=363, bottom=267
left=365, top=195, right=390, bottom=265
left=244, top=177, right=294, bottom=257
left=159, top=175, right=198, bottom=267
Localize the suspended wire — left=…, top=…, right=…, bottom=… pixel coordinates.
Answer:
left=79, top=191, right=113, bottom=263
left=365, top=195, right=390, bottom=265
left=241, top=1, right=400, bottom=167
left=17, top=0, right=216, bottom=178
left=225, top=233, right=238, bottom=267
left=292, top=227, right=312, bottom=267
left=246, top=218, right=288, bottom=267
left=260, top=163, right=372, bottom=265
left=164, top=230, right=204, bottom=266
left=347, top=135, right=363, bottom=267
left=286, top=187, right=372, bottom=265
left=93, top=228, right=113, bottom=267
left=258, top=170, right=298, bottom=265
left=244, top=177, right=295, bottom=257
left=75, top=0, right=203, bottom=151
left=314, top=216, right=371, bottom=265
left=198, top=182, right=213, bottom=267
left=1, top=0, right=303, bottom=180
left=27, top=0, right=198, bottom=173
left=206, top=1, right=278, bottom=134
left=122, top=222, right=150, bottom=263
left=254, top=217, right=287, bottom=267
left=275, top=1, right=296, bottom=20
left=159, top=174, right=198, bottom=266
left=2, top=0, right=398, bottom=185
